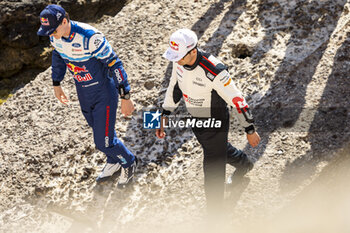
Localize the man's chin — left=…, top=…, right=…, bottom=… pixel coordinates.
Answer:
left=53, top=35, right=62, bottom=40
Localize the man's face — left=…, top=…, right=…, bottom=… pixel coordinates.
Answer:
left=50, top=19, right=66, bottom=39
left=177, top=50, right=195, bottom=66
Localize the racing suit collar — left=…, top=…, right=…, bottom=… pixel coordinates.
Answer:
left=62, top=21, right=76, bottom=42
left=183, top=48, right=201, bottom=71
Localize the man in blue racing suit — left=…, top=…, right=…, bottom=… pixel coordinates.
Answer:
left=37, top=4, right=136, bottom=188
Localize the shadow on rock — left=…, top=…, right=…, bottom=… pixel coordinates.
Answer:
left=280, top=31, right=350, bottom=192
left=243, top=0, right=347, bottom=162
left=202, top=0, right=248, bottom=56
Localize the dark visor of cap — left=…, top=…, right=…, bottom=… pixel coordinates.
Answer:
left=37, top=25, right=57, bottom=36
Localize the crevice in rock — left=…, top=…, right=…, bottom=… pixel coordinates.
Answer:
left=231, top=43, right=253, bottom=59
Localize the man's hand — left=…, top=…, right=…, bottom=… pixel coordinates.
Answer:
left=53, top=86, right=69, bottom=105
left=156, top=128, right=166, bottom=139
left=247, top=132, right=261, bottom=147
left=156, top=116, right=167, bottom=139
left=121, top=99, right=135, bottom=117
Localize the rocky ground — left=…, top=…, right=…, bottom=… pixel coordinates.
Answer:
left=0, top=0, right=129, bottom=104
left=0, top=0, right=350, bottom=232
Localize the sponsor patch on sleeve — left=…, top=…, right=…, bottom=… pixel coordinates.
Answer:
left=224, top=78, right=232, bottom=87
left=206, top=72, right=215, bottom=80
left=219, top=73, right=230, bottom=83
left=94, top=37, right=103, bottom=49
left=108, top=59, right=117, bottom=67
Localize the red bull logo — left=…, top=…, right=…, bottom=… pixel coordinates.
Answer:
left=40, top=17, right=49, bottom=26
left=170, top=41, right=179, bottom=51
left=69, top=33, right=75, bottom=41
left=67, top=63, right=88, bottom=74
left=66, top=63, right=92, bottom=82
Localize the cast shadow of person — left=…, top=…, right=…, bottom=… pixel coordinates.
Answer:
left=200, top=0, right=248, bottom=56
left=280, top=31, right=350, bottom=192
left=242, top=0, right=347, bottom=163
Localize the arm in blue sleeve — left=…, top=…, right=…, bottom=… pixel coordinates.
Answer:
left=90, top=33, right=130, bottom=94
left=51, top=49, right=66, bottom=86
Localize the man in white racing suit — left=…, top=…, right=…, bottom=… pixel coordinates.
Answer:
left=156, top=28, right=261, bottom=217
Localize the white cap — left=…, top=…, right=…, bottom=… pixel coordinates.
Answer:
left=163, top=28, right=198, bottom=62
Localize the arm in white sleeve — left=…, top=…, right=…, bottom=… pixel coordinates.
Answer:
left=212, top=70, right=255, bottom=130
